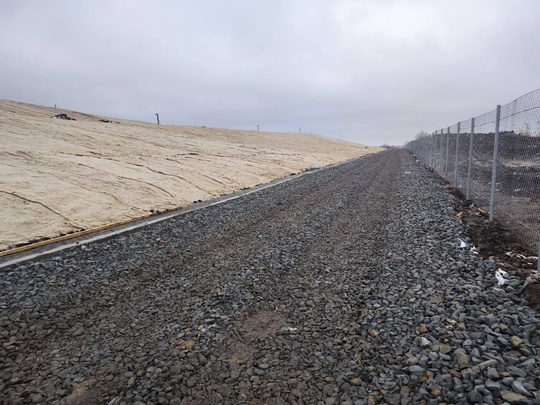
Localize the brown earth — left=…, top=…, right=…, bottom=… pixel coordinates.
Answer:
left=441, top=177, right=540, bottom=311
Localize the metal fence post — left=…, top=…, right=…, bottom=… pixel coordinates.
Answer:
left=439, top=131, right=442, bottom=173
left=434, top=131, right=438, bottom=172
left=466, top=117, right=475, bottom=199
left=439, top=130, right=444, bottom=174
left=537, top=243, right=540, bottom=273
left=454, top=122, right=460, bottom=186
left=430, top=134, right=435, bottom=169
left=489, top=105, right=501, bottom=222
left=445, top=127, right=450, bottom=178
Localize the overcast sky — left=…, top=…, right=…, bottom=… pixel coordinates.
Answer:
left=1, top=1, right=539, bottom=145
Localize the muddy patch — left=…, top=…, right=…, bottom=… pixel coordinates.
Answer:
left=237, top=310, right=287, bottom=341
left=64, top=378, right=99, bottom=405
left=221, top=310, right=287, bottom=366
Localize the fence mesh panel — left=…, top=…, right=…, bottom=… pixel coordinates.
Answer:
left=496, top=89, right=540, bottom=247
left=405, top=88, right=540, bottom=250
left=456, top=119, right=472, bottom=192
left=469, top=109, right=497, bottom=209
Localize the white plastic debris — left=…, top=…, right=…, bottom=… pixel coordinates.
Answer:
left=470, top=246, right=479, bottom=254
left=458, top=239, right=467, bottom=248
left=495, top=269, right=509, bottom=286
left=498, top=268, right=509, bottom=277
left=505, top=251, right=533, bottom=260
left=282, top=326, right=298, bottom=333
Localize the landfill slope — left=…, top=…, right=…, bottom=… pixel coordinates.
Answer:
left=0, top=99, right=380, bottom=250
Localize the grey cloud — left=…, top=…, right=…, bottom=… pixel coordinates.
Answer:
left=1, top=0, right=539, bottom=145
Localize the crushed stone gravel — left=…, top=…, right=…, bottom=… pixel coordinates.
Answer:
left=1, top=150, right=539, bottom=404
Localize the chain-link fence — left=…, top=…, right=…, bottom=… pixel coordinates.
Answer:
left=405, top=88, right=540, bottom=253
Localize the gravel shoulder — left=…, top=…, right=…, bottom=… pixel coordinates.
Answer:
left=1, top=150, right=539, bottom=404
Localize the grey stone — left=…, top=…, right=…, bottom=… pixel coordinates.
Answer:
left=511, top=380, right=530, bottom=396
left=502, top=377, right=514, bottom=386
left=456, top=352, right=469, bottom=369
left=500, top=390, right=528, bottom=404
left=469, top=389, right=482, bottom=403
left=507, top=366, right=527, bottom=378
left=484, top=314, right=496, bottom=327
left=497, top=337, right=509, bottom=346
left=485, top=379, right=500, bottom=391
left=486, top=367, right=499, bottom=379
left=478, top=359, right=497, bottom=369
left=408, top=365, right=425, bottom=374
left=418, top=337, right=431, bottom=348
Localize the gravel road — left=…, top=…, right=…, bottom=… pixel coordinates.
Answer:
left=2, top=150, right=539, bottom=405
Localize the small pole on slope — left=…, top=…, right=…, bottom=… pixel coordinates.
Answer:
left=466, top=117, right=475, bottom=199
left=454, top=122, right=460, bottom=186
left=257, top=125, right=259, bottom=131
left=155, top=113, right=160, bottom=125
left=299, top=128, right=301, bottom=134
left=489, top=105, right=501, bottom=222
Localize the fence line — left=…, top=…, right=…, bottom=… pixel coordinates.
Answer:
left=405, top=88, right=540, bottom=264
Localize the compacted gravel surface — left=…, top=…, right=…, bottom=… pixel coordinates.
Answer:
left=1, top=150, right=539, bottom=405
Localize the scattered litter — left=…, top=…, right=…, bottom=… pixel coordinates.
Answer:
left=281, top=326, right=298, bottom=333
left=511, top=252, right=526, bottom=259
left=497, top=268, right=509, bottom=278
left=505, top=251, right=537, bottom=260
left=495, top=269, right=509, bottom=286
left=51, top=113, right=76, bottom=120
left=404, top=171, right=411, bottom=174
left=458, top=239, right=467, bottom=248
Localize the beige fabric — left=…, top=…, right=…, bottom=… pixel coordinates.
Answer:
left=0, top=100, right=382, bottom=249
